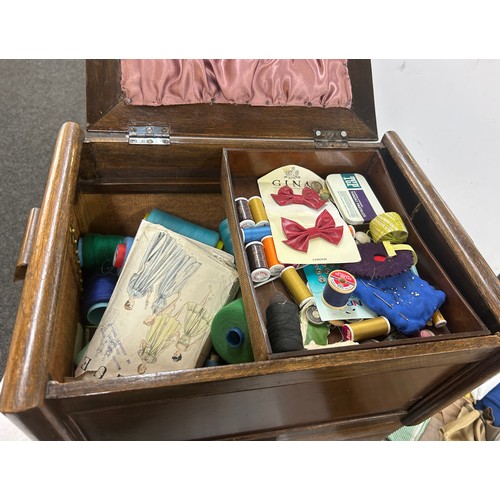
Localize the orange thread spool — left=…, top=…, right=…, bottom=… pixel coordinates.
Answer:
left=262, top=235, right=285, bottom=276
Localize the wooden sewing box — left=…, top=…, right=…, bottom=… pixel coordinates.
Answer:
left=1, top=59, right=499, bottom=441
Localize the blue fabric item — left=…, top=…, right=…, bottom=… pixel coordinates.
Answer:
left=355, top=270, right=446, bottom=335
left=475, top=382, right=500, bottom=426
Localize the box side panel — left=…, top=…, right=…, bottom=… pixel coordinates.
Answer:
left=0, top=122, right=84, bottom=414
left=381, top=132, right=500, bottom=332
left=46, top=342, right=499, bottom=440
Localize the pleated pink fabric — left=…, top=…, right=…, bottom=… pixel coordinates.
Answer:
left=121, top=59, right=352, bottom=108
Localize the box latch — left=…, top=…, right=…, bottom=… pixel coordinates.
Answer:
left=128, top=125, right=170, bottom=145
left=313, top=129, right=349, bottom=149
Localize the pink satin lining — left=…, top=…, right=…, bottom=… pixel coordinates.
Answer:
left=120, top=59, right=352, bottom=108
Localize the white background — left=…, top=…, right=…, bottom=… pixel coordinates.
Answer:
left=1, top=6, right=499, bottom=493
left=372, top=59, right=500, bottom=276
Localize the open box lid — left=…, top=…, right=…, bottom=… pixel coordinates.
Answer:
left=86, top=59, right=377, bottom=144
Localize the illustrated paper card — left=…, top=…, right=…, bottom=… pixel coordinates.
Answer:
left=75, top=219, right=240, bottom=379
left=257, top=165, right=361, bottom=265
left=303, top=264, right=377, bottom=321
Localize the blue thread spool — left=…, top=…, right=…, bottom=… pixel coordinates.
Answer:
left=145, top=208, right=220, bottom=247
left=219, top=218, right=234, bottom=255
left=82, top=269, right=118, bottom=325
left=241, top=225, right=272, bottom=243
left=322, top=270, right=357, bottom=309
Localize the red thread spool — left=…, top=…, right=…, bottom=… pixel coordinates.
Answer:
left=113, top=243, right=126, bottom=269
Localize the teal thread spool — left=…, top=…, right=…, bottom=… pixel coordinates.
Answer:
left=219, top=218, right=235, bottom=255
left=78, top=233, right=125, bottom=269
left=210, top=297, right=254, bottom=364
left=145, top=208, right=220, bottom=247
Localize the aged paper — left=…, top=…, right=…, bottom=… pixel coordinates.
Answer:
left=75, top=220, right=240, bottom=379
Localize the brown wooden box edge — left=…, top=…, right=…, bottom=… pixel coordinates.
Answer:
left=0, top=61, right=499, bottom=441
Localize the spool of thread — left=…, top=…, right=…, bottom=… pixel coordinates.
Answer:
left=280, top=266, right=313, bottom=309
left=145, top=208, right=220, bottom=247
left=113, top=236, right=135, bottom=272
left=219, top=218, right=234, bottom=255
left=369, top=212, right=408, bottom=244
left=241, top=225, right=272, bottom=243
left=305, top=303, right=325, bottom=325
left=210, top=297, right=254, bottom=364
left=262, top=235, right=285, bottom=276
left=78, top=233, right=125, bottom=269
left=82, top=269, right=118, bottom=325
left=266, top=299, right=304, bottom=352
left=432, top=309, right=447, bottom=328
left=245, top=241, right=271, bottom=283
left=248, top=196, right=269, bottom=226
left=322, top=270, right=357, bottom=309
left=203, top=353, right=224, bottom=367
left=234, top=197, right=255, bottom=228
left=341, top=316, right=391, bottom=342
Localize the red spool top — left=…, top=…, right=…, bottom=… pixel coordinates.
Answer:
left=113, top=243, right=126, bottom=268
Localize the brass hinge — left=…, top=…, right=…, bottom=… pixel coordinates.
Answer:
left=128, top=125, right=171, bottom=145
left=313, top=129, right=349, bottom=149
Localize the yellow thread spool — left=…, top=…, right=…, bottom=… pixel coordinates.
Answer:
left=432, top=309, right=447, bottom=328
left=280, top=266, right=313, bottom=309
left=248, top=196, right=269, bottom=226
left=341, top=316, right=391, bottom=342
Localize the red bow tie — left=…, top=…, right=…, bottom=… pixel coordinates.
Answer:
left=281, top=210, right=344, bottom=252
left=271, top=186, right=326, bottom=210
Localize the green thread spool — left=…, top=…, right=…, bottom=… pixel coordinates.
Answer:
left=210, top=297, right=254, bottom=364
left=78, top=233, right=125, bottom=269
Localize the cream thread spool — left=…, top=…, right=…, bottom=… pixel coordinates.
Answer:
left=280, top=265, right=313, bottom=309
left=369, top=212, right=408, bottom=244
left=322, top=270, right=357, bottom=309
left=248, top=196, right=269, bottom=226
left=341, top=316, right=391, bottom=342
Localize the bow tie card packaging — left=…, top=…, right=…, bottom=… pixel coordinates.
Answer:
left=257, top=165, right=361, bottom=265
